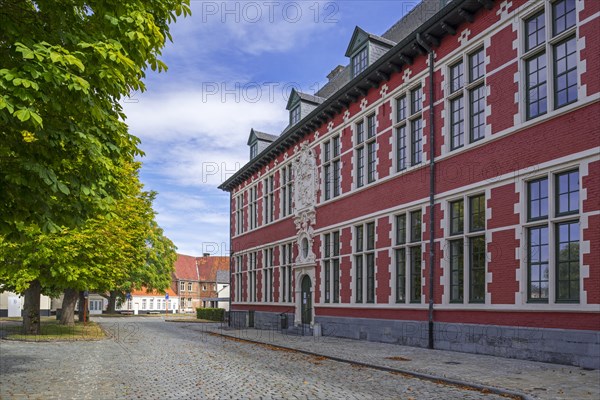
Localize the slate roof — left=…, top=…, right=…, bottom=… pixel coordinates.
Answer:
left=253, top=130, right=279, bottom=142
left=219, top=0, right=482, bottom=191
left=216, top=270, right=230, bottom=284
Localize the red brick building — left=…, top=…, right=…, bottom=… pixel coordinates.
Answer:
left=219, top=0, right=599, bottom=368
left=172, top=253, right=229, bottom=312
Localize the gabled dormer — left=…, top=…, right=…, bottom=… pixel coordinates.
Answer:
left=345, top=26, right=396, bottom=78
left=247, top=128, right=278, bottom=160
left=286, top=89, right=325, bottom=127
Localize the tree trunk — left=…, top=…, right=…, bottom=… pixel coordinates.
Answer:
left=59, top=288, right=78, bottom=325
left=107, top=291, right=118, bottom=314
left=23, top=280, right=41, bottom=335
left=77, top=291, right=88, bottom=322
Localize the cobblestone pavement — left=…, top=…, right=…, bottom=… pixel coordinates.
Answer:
left=1, top=317, right=506, bottom=400
left=197, top=324, right=600, bottom=400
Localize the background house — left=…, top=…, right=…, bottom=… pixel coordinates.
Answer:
left=172, top=253, right=229, bottom=312
left=0, top=289, right=52, bottom=317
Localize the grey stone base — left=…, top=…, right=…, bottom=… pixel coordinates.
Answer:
left=230, top=311, right=599, bottom=369
left=315, top=316, right=600, bottom=370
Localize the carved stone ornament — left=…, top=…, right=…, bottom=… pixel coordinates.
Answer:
left=293, top=142, right=318, bottom=213
left=293, top=143, right=318, bottom=266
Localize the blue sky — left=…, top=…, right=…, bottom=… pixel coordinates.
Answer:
left=123, top=1, right=419, bottom=256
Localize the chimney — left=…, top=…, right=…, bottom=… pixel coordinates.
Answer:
left=327, top=65, right=345, bottom=82
left=203, top=253, right=210, bottom=257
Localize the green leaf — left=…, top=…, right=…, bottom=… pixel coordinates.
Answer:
left=57, top=182, right=70, bottom=195
left=14, top=108, right=31, bottom=122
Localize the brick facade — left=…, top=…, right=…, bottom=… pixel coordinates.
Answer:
left=220, top=0, right=600, bottom=368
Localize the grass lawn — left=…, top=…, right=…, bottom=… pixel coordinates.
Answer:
left=1, top=319, right=105, bottom=342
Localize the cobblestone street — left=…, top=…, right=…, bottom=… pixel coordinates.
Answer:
left=0, top=318, right=509, bottom=399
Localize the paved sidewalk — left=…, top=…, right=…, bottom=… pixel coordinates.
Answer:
left=195, top=323, right=599, bottom=400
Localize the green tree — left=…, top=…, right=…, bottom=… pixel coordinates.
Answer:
left=0, top=0, right=189, bottom=333
left=0, top=162, right=177, bottom=328
left=0, top=0, right=191, bottom=236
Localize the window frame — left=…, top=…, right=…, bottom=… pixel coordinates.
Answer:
left=323, top=135, right=341, bottom=200
left=354, top=222, right=376, bottom=304
left=352, top=46, right=368, bottom=78
left=523, top=167, right=581, bottom=304
left=323, top=231, right=340, bottom=304
left=394, top=85, right=423, bottom=172
left=446, top=47, right=486, bottom=152
left=446, top=193, right=487, bottom=304
left=522, top=1, right=578, bottom=121
left=393, top=209, right=423, bottom=304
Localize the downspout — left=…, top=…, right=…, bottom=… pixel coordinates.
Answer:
left=417, top=33, right=436, bottom=350
left=228, top=190, right=233, bottom=327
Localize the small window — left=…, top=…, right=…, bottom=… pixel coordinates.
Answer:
left=290, top=105, right=300, bottom=125
left=556, top=170, right=579, bottom=216
left=552, top=0, right=576, bottom=36
left=450, top=200, right=464, bottom=235
left=250, top=143, right=258, bottom=159
left=525, top=11, right=545, bottom=51
left=352, top=47, right=368, bottom=77
left=410, top=210, right=422, bottom=243
left=527, top=178, right=549, bottom=221
left=469, top=194, right=486, bottom=232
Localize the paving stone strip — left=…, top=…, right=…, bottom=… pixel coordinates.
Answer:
left=1, top=317, right=509, bottom=400
left=194, top=323, right=600, bottom=400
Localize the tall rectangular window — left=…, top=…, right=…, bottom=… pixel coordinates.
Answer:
left=263, top=175, right=275, bottom=224
left=323, top=231, right=340, bottom=303
left=355, top=222, right=375, bottom=303
left=281, top=165, right=294, bottom=217
left=281, top=243, right=293, bottom=303
left=394, top=87, right=422, bottom=170
left=323, top=136, right=341, bottom=200
left=528, top=226, right=549, bottom=301
left=391, top=210, right=424, bottom=304
left=447, top=48, right=486, bottom=150
left=249, top=186, right=258, bottom=230
left=352, top=47, right=368, bottom=77
left=447, top=194, right=486, bottom=303
left=526, top=168, right=580, bottom=303
left=235, top=195, right=244, bottom=235
left=469, top=236, right=486, bottom=303
left=523, top=2, right=578, bottom=120
left=290, top=105, right=300, bottom=125
left=449, top=239, right=464, bottom=302
left=356, top=116, right=377, bottom=187
left=556, top=221, right=579, bottom=302
left=263, top=248, right=274, bottom=302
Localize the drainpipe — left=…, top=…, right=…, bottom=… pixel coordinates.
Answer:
left=417, top=33, right=436, bottom=350
left=228, top=191, right=233, bottom=327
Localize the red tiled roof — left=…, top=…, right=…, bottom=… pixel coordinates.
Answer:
left=173, top=253, right=198, bottom=281
left=197, top=256, right=229, bottom=282
left=131, top=287, right=177, bottom=297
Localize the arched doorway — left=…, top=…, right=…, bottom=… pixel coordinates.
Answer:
left=300, top=275, right=312, bottom=324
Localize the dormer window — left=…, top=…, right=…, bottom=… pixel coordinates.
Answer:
left=290, top=105, right=301, bottom=125
left=247, top=128, right=278, bottom=161
left=286, top=89, right=324, bottom=128
left=352, top=47, right=368, bottom=78
left=345, top=26, right=395, bottom=79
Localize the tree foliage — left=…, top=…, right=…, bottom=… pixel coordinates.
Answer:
left=0, top=0, right=191, bottom=235
left=0, top=162, right=177, bottom=297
